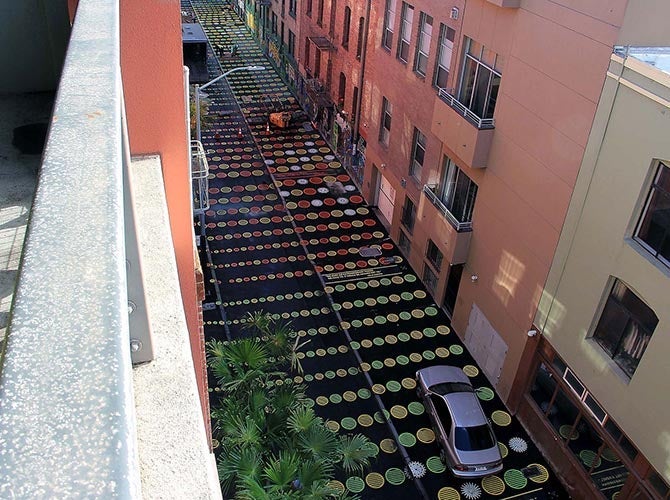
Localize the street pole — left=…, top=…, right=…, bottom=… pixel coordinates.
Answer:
left=194, top=65, right=265, bottom=143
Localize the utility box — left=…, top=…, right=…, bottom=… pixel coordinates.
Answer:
left=182, top=23, right=208, bottom=84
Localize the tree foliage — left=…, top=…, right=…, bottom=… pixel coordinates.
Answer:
left=208, top=312, right=378, bottom=498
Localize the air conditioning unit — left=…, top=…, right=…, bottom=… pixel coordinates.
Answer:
left=450, top=7, right=459, bottom=19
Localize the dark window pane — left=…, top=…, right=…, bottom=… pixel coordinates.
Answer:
left=459, top=57, right=477, bottom=108
left=636, top=163, right=670, bottom=264
left=471, top=64, right=491, bottom=118
left=423, top=265, right=438, bottom=292
left=454, top=425, right=496, bottom=451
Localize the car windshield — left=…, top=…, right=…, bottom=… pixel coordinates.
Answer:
left=454, top=425, right=496, bottom=451
left=429, top=382, right=474, bottom=395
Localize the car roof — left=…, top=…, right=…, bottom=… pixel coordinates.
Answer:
left=442, top=391, right=488, bottom=427
left=417, top=365, right=471, bottom=386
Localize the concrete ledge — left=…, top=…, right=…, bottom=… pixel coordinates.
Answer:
left=130, top=155, right=221, bottom=499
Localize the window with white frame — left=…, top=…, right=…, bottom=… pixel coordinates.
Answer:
left=433, top=24, right=455, bottom=88
left=437, top=155, right=478, bottom=224
left=634, top=160, right=670, bottom=267
left=379, top=96, right=392, bottom=145
left=382, top=0, right=397, bottom=50
left=410, top=128, right=426, bottom=180
left=593, top=279, right=658, bottom=378
left=458, top=37, right=503, bottom=120
left=396, top=2, right=414, bottom=63
left=413, top=12, right=432, bottom=76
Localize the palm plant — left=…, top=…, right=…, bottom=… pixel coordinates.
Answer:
left=208, top=310, right=379, bottom=498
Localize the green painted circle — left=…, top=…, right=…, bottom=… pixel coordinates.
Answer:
left=504, top=469, right=528, bottom=490
left=350, top=341, right=361, bottom=350
left=351, top=320, right=363, bottom=328
left=325, top=371, right=336, bottom=379
left=405, top=274, right=417, bottom=282
left=377, top=296, right=389, bottom=304
left=327, top=347, right=338, bottom=355
left=397, top=332, right=411, bottom=342
left=426, top=456, right=446, bottom=473
left=348, top=367, right=359, bottom=375
left=329, top=393, right=342, bottom=404
left=335, top=284, right=346, bottom=292
left=385, top=468, right=406, bottom=485
left=408, top=402, right=425, bottom=415
left=332, top=303, right=342, bottom=311
left=476, top=387, right=495, bottom=401
left=580, top=450, right=602, bottom=469
left=423, top=328, right=437, bottom=337
left=379, top=278, right=392, bottom=286
left=401, top=292, right=414, bottom=301
left=365, top=442, right=380, bottom=456
left=373, top=410, right=390, bottom=423
left=373, top=337, right=385, bottom=346
left=396, top=355, right=410, bottom=365
left=304, top=398, right=315, bottom=408
left=356, top=281, right=369, bottom=289
left=386, top=380, right=402, bottom=392
left=303, top=374, right=314, bottom=382
left=371, top=360, right=384, bottom=370
left=354, top=300, right=365, bottom=308
left=341, top=417, right=357, bottom=430
left=449, top=345, right=464, bottom=355
left=357, top=388, right=371, bottom=399
left=422, top=350, right=436, bottom=360
left=425, top=307, right=439, bottom=316
left=398, top=432, right=416, bottom=447
left=346, top=476, right=365, bottom=493
left=375, top=315, right=387, bottom=324
left=399, top=311, right=412, bottom=320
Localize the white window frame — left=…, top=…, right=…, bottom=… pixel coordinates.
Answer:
left=396, top=2, right=414, bottom=63
left=413, top=12, right=432, bottom=76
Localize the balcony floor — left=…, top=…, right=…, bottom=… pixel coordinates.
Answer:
left=189, top=1, right=568, bottom=498
left=0, top=92, right=54, bottom=344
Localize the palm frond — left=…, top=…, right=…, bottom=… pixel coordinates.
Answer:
left=287, top=406, right=318, bottom=434
left=298, top=425, right=340, bottom=462
left=263, top=450, right=300, bottom=489
left=338, top=434, right=378, bottom=475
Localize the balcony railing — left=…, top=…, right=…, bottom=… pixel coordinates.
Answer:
left=423, top=184, right=473, bottom=232
left=191, top=140, right=210, bottom=214
left=437, top=87, right=495, bottom=130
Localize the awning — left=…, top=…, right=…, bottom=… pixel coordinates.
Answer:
left=309, top=36, right=336, bottom=51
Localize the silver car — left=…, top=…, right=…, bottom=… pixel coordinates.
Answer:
left=416, top=365, right=503, bottom=478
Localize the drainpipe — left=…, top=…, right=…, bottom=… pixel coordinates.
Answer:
left=352, top=0, right=371, bottom=150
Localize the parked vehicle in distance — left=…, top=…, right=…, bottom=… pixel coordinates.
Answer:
left=416, top=365, right=503, bottom=478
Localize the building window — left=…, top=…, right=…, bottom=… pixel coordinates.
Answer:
left=379, top=96, right=392, bottom=146
left=437, top=155, right=478, bottom=224
left=634, top=161, right=670, bottom=267
left=281, top=21, right=285, bottom=44
left=356, top=17, right=365, bottom=59
left=398, top=230, right=411, bottom=255
left=289, top=0, right=296, bottom=17
left=382, top=0, right=397, bottom=50
left=396, top=2, right=413, bottom=63
left=305, top=37, right=311, bottom=71
left=410, top=128, right=426, bottom=180
left=592, top=279, right=658, bottom=378
left=401, top=197, right=416, bottom=233
left=413, top=12, right=432, bottom=76
left=433, top=23, right=455, bottom=88
left=338, top=72, right=346, bottom=105
left=306, top=0, right=312, bottom=16
left=426, top=239, right=443, bottom=270
left=423, top=265, right=438, bottom=292
left=458, top=37, right=503, bottom=120
left=287, top=30, right=295, bottom=56
left=317, top=0, right=324, bottom=26
left=271, top=12, right=278, bottom=34
left=342, top=6, right=351, bottom=48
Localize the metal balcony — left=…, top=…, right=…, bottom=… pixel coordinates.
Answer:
left=437, top=88, right=495, bottom=130
left=423, top=184, right=473, bottom=232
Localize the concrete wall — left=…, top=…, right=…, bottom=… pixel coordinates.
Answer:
left=617, top=0, right=670, bottom=46
left=0, top=0, right=71, bottom=93
left=120, top=0, right=209, bottom=436
left=537, top=54, right=670, bottom=483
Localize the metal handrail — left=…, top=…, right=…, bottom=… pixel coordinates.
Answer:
left=437, top=87, right=495, bottom=130
left=0, top=0, right=141, bottom=496
left=422, top=184, right=473, bottom=232
left=191, top=140, right=210, bottom=214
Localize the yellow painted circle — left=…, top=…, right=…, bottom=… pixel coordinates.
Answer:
left=435, top=347, right=450, bottom=358
left=410, top=330, right=423, bottom=340
left=417, top=427, right=435, bottom=443
left=401, top=378, right=417, bottom=389
left=328, top=480, right=345, bottom=492
left=390, top=405, right=408, bottom=419
left=384, top=334, right=397, bottom=344
left=336, top=368, right=348, bottom=377
left=383, top=358, right=396, bottom=367
left=463, top=365, right=479, bottom=377
left=482, top=475, right=505, bottom=495
left=409, top=353, right=423, bottom=362
left=326, top=420, right=340, bottom=432
left=365, top=472, right=385, bottom=489
left=360, top=362, right=371, bottom=372
left=380, top=438, right=397, bottom=454
left=361, top=339, right=373, bottom=348
left=437, top=325, right=451, bottom=335
left=499, top=442, right=509, bottom=458
left=357, top=414, right=374, bottom=427
left=527, top=463, right=549, bottom=483
left=491, top=410, right=512, bottom=426
left=413, top=290, right=427, bottom=298
left=343, top=391, right=357, bottom=402
left=437, top=487, right=461, bottom=500
left=372, top=384, right=386, bottom=394
left=316, top=396, right=329, bottom=406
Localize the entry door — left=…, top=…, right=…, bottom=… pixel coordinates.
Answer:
left=464, top=304, right=508, bottom=386
left=443, top=264, right=463, bottom=317
left=376, top=172, right=396, bottom=227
